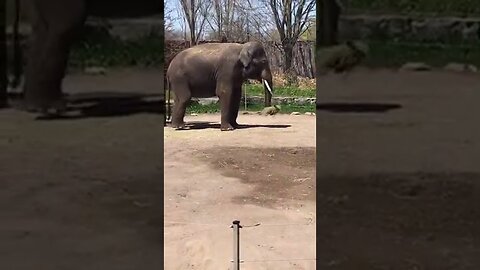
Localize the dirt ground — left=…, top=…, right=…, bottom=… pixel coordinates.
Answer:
left=317, top=69, right=480, bottom=269
left=3, top=68, right=480, bottom=270
left=164, top=114, right=316, bottom=270
left=0, top=69, right=164, bottom=270
left=0, top=68, right=317, bottom=270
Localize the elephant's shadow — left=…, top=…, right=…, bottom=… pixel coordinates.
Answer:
left=174, top=121, right=291, bottom=130
left=10, top=91, right=165, bottom=120
left=316, top=102, right=402, bottom=113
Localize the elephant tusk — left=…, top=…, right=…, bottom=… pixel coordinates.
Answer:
left=263, top=79, right=273, bottom=96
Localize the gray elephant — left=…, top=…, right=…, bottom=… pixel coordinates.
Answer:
left=166, top=41, right=274, bottom=131
left=3, top=0, right=162, bottom=113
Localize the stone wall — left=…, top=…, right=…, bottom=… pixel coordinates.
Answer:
left=340, top=14, right=480, bottom=42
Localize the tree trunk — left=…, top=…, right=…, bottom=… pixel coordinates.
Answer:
left=0, top=0, right=7, bottom=108
left=282, top=40, right=294, bottom=72
left=318, top=0, right=340, bottom=47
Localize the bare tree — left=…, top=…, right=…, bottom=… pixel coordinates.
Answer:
left=205, top=0, right=259, bottom=42
left=164, top=2, right=176, bottom=37
left=264, top=0, right=315, bottom=73
left=178, top=0, right=211, bottom=45
left=208, top=0, right=235, bottom=40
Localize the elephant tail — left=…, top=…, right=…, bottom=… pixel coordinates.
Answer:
left=166, top=75, right=171, bottom=123
left=10, top=0, right=22, bottom=89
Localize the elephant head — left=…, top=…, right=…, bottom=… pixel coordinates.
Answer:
left=239, top=41, right=274, bottom=97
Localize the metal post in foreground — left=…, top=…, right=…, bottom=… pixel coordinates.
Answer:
left=231, top=220, right=242, bottom=270
left=243, top=84, right=247, bottom=111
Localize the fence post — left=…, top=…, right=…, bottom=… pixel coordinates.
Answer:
left=243, top=84, right=247, bottom=111
left=231, top=220, right=242, bottom=270
left=264, top=89, right=272, bottom=107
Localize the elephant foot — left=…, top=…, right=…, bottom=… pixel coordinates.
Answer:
left=25, top=99, right=67, bottom=117
left=12, top=97, right=67, bottom=117
left=221, top=124, right=235, bottom=131
left=171, top=122, right=187, bottom=130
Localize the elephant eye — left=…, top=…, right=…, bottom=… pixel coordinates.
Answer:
left=253, top=59, right=266, bottom=66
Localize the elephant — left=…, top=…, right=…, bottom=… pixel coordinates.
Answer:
left=166, top=41, right=274, bottom=131
left=3, top=0, right=162, bottom=113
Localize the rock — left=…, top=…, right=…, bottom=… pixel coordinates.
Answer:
left=195, top=97, right=219, bottom=105
left=190, top=113, right=198, bottom=116
left=444, top=62, right=478, bottom=73
left=400, top=62, right=432, bottom=71
left=260, top=105, right=281, bottom=116
left=84, top=66, right=107, bottom=75
left=467, top=65, right=479, bottom=72
left=291, top=112, right=301, bottom=115
left=304, top=112, right=314, bottom=116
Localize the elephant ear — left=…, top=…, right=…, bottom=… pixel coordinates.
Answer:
left=239, top=45, right=252, bottom=68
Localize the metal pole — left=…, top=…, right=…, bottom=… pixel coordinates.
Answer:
left=243, top=84, right=247, bottom=111
left=231, top=220, right=242, bottom=270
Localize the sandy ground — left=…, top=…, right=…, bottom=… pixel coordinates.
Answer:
left=0, top=69, right=164, bottom=270
left=0, top=68, right=316, bottom=270
left=3, top=67, right=480, bottom=270
left=164, top=114, right=316, bottom=269
left=317, top=69, right=480, bottom=269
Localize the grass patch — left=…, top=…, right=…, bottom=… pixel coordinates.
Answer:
left=364, top=41, right=480, bottom=68
left=245, top=84, right=315, bottom=97
left=186, top=102, right=315, bottom=114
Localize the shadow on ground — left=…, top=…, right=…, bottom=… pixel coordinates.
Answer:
left=167, top=121, right=291, bottom=130
left=199, top=147, right=315, bottom=208
left=6, top=91, right=165, bottom=120
left=317, top=102, right=402, bottom=113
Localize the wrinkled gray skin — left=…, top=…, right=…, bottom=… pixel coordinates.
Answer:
left=166, top=41, right=274, bottom=131
left=11, top=0, right=161, bottom=114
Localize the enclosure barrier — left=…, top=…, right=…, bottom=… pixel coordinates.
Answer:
left=164, top=219, right=316, bottom=269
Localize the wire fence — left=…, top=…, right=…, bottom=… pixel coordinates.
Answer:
left=165, top=219, right=316, bottom=269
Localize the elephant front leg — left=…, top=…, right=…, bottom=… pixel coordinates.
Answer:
left=228, top=86, right=243, bottom=128
left=218, top=91, right=235, bottom=131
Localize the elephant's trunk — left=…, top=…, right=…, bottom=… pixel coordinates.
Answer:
left=261, top=68, right=273, bottom=107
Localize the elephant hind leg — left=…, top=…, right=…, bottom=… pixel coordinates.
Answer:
left=23, top=0, right=86, bottom=115
left=170, top=81, right=191, bottom=130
